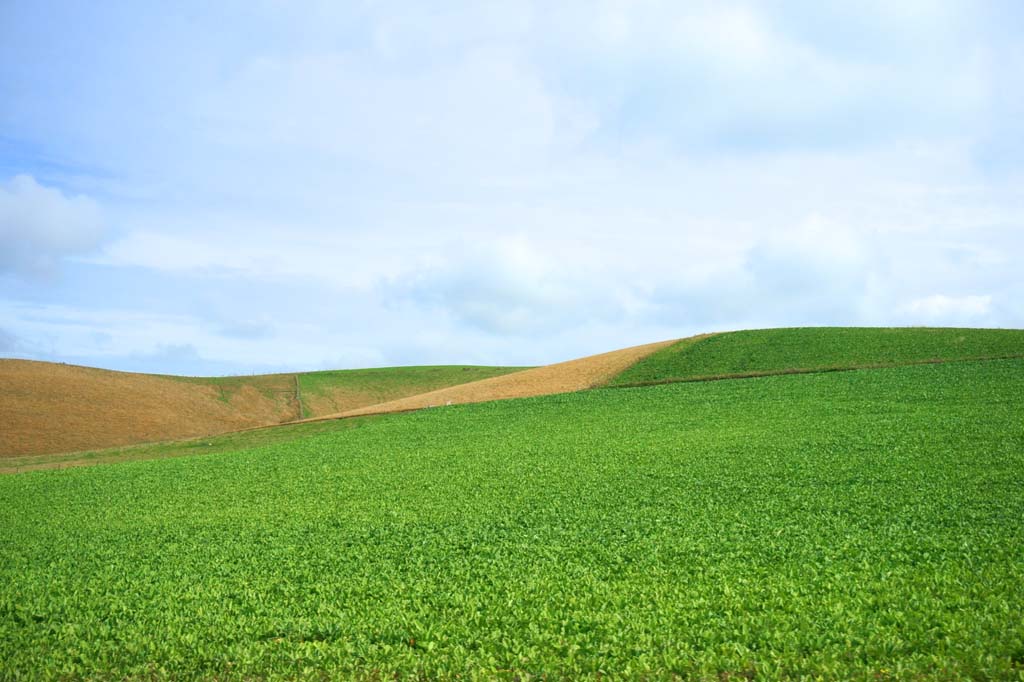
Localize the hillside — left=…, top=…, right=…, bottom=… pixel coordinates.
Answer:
left=609, top=326, right=1024, bottom=386
left=0, top=360, right=526, bottom=457
left=293, top=365, right=528, bottom=417
left=322, top=338, right=676, bottom=419
left=6, top=327, right=1022, bottom=465
left=3, top=356, right=1022, bottom=677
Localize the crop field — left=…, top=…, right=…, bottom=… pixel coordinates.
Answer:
left=2, top=357, right=1022, bottom=679
left=0, top=361, right=526, bottom=458
left=610, top=327, right=1024, bottom=386
left=162, top=365, right=532, bottom=421
left=332, top=339, right=676, bottom=419
left=0, top=360, right=300, bottom=458
left=295, top=365, right=530, bottom=418
left=0, top=416, right=378, bottom=475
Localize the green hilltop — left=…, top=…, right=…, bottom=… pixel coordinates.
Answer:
left=609, top=326, right=1024, bottom=386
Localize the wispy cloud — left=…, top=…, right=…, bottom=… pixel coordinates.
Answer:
left=0, top=175, right=107, bottom=276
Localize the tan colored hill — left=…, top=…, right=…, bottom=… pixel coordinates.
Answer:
left=0, top=360, right=299, bottom=457
left=0, top=340, right=671, bottom=459
left=320, top=339, right=677, bottom=420
left=0, top=360, right=527, bottom=457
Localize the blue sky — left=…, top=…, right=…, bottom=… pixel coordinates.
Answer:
left=1, top=1, right=1022, bottom=374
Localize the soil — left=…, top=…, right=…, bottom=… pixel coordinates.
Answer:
left=0, top=360, right=295, bottom=457
left=301, top=388, right=398, bottom=416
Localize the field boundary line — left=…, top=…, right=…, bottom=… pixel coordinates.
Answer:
left=604, top=353, right=1024, bottom=390
left=294, top=375, right=304, bottom=420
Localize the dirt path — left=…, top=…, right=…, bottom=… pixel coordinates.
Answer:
left=309, top=339, right=678, bottom=420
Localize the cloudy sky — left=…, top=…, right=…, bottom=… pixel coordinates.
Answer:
left=1, top=1, right=1022, bottom=374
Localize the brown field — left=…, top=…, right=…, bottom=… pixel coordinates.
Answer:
left=322, top=338, right=678, bottom=419
left=0, top=361, right=528, bottom=458
left=0, top=360, right=300, bottom=457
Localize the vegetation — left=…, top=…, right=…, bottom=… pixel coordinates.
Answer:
left=2, top=357, right=1022, bottom=679
left=609, top=326, right=1024, bottom=386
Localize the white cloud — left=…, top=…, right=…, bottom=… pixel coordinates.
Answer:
left=902, top=294, right=992, bottom=321
left=0, top=175, right=107, bottom=276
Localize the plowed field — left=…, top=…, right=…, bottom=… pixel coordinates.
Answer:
left=0, top=361, right=528, bottom=458
left=0, top=360, right=296, bottom=457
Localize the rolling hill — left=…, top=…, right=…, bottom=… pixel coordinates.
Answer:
left=4, top=327, right=1023, bottom=465
left=0, top=360, right=527, bottom=457
left=2, top=329, right=1022, bottom=678
left=609, top=326, right=1024, bottom=386
left=321, top=338, right=677, bottom=419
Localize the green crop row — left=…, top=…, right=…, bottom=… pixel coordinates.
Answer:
left=2, top=359, right=1023, bottom=679
left=609, top=326, right=1024, bottom=386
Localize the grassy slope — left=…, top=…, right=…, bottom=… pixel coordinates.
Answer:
left=2, top=359, right=1022, bottom=678
left=609, top=326, right=1024, bottom=386
left=295, top=365, right=530, bottom=417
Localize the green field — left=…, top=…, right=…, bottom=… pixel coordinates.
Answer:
left=3, top=353, right=1022, bottom=678
left=610, top=327, right=1024, bottom=386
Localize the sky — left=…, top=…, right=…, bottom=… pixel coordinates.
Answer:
left=1, top=1, right=1022, bottom=375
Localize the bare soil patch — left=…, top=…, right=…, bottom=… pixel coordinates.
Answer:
left=301, top=387, right=394, bottom=416
left=0, top=360, right=296, bottom=457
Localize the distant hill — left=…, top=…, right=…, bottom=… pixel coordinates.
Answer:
left=609, top=327, right=1024, bottom=386
left=6, top=327, right=1023, bottom=460
left=312, top=339, right=677, bottom=420
left=0, top=361, right=526, bottom=457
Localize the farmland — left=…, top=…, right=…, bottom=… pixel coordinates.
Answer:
left=294, top=365, right=531, bottom=418
left=610, top=327, right=1024, bottom=386
left=330, top=339, right=676, bottom=419
left=0, top=416, right=376, bottom=475
left=2, top=355, right=1022, bottom=679
left=0, top=361, right=526, bottom=457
